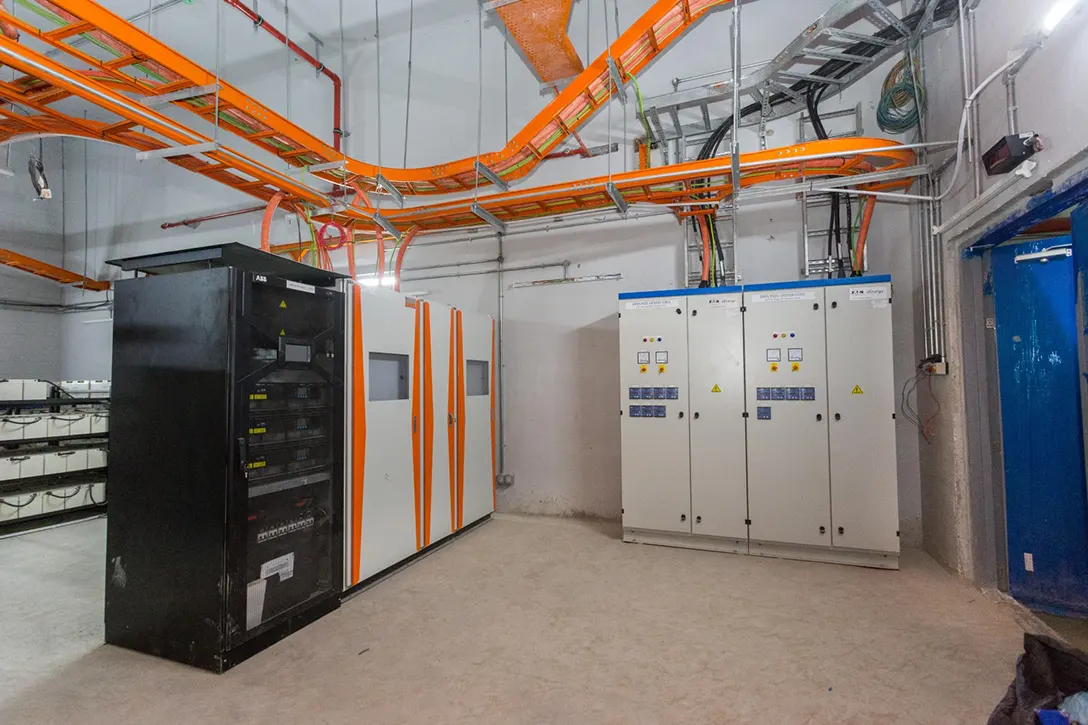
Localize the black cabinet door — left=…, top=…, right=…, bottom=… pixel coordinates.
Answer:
left=225, top=271, right=343, bottom=647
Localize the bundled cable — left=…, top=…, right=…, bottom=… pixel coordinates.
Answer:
left=877, top=56, right=926, bottom=134
left=28, top=153, right=50, bottom=200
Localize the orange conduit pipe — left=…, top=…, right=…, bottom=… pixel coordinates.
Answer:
left=854, top=196, right=876, bottom=274
left=698, top=216, right=711, bottom=283
left=260, top=192, right=286, bottom=253
left=392, top=227, right=421, bottom=293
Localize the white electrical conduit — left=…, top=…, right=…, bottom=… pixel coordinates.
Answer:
left=934, top=52, right=1026, bottom=202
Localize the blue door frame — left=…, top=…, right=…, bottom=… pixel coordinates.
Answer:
left=992, top=234, right=1088, bottom=614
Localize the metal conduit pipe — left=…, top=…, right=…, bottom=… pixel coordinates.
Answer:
left=410, top=207, right=675, bottom=249
left=221, top=0, right=344, bottom=151
left=401, top=260, right=568, bottom=284
left=161, top=204, right=266, bottom=230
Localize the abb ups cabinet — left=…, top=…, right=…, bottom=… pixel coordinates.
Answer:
left=619, top=276, right=899, bottom=569
left=106, top=246, right=345, bottom=672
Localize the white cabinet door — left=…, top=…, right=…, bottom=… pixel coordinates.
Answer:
left=825, top=283, right=899, bottom=554
left=456, top=308, right=496, bottom=529
left=687, top=293, right=748, bottom=540
left=619, top=296, right=691, bottom=533
left=744, top=287, right=831, bottom=548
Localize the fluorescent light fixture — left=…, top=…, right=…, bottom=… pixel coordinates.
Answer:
left=356, top=275, right=396, bottom=287
left=1044, top=0, right=1079, bottom=32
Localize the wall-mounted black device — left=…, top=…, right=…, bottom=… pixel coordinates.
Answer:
left=982, top=133, right=1039, bottom=176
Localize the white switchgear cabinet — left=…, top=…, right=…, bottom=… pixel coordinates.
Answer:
left=342, top=284, right=497, bottom=589
left=619, top=276, right=899, bottom=569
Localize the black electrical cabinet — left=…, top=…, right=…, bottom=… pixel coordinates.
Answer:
left=105, top=259, right=344, bottom=672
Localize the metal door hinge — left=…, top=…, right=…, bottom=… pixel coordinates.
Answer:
left=742, top=411, right=749, bottom=418
left=745, top=518, right=752, bottom=525
left=740, top=305, right=747, bottom=312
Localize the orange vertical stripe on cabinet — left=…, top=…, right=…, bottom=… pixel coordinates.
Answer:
left=412, top=302, right=422, bottom=551
left=422, top=302, right=434, bottom=547
left=448, top=309, right=457, bottom=534
left=350, top=286, right=366, bottom=586
left=490, top=318, right=497, bottom=512
left=455, top=310, right=466, bottom=530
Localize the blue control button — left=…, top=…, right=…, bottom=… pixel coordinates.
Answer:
left=629, top=405, right=642, bottom=418
left=786, top=387, right=801, bottom=401
left=802, top=387, right=816, bottom=401
left=771, top=387, right=786, bottom=401
left=629, top=387, right=641, bottom=400
left=756, top=387, right=770, bottom=401
left=654, top=405, right=667, bottom=418
left=640, top=387, right=654, bottom=399
left=757, top=406, right=772, bottom=420
left=666, top=387, right=679, bottom=400
left=654, top=387, right=667, bottom=400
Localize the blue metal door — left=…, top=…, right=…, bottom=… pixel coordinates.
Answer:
left=992, top=234, right=1088, bottom=614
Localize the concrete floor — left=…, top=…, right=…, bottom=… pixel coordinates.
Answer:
left=1, top=514, right=1033, bottom=724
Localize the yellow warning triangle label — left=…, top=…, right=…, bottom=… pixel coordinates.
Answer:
left=711, top=384, right=722, bottom=393
left=279, top=329, right=286, bottom=337
left=851, top=385, right=864, bottom=395
left=279, top=300, right=287, bottom=308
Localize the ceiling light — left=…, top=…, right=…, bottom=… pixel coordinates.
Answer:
left=357, top=275, right=395, bottom=287
left=1043, top=0, right=1080, bottom=33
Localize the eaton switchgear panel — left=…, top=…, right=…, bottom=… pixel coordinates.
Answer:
left=618, top=278, right=899, bottom=568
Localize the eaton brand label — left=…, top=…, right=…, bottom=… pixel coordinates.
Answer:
left=849, top=286, right=889, bottom=301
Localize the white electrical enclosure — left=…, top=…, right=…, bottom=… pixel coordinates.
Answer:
left=342, top=284, right=497, bottom=590
left=619, top=277, right=899, bottom=569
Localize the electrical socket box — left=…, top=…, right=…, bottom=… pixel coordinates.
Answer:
left=619, top=277, right=900, bottom=568
left=922, top=360, right=948, bottom=376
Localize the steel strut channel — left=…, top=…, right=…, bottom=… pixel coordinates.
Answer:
left=15, top=0, right=731, bottom=196
left=639, top=0, right=955, bottom=149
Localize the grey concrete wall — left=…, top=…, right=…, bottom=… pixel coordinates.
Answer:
left=919, top=0, right=1088, bottom=578
left=0, top=140, right=65, bottom=380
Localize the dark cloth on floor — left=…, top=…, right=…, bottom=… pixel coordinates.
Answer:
left=989, top=633, right=1088, bottom=725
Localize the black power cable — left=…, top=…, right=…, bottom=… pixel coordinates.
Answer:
left=687, top=0, right=961, bottom=285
